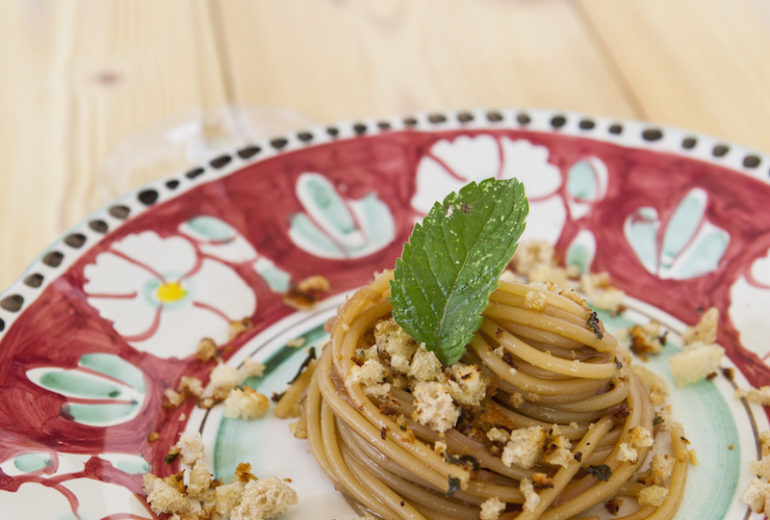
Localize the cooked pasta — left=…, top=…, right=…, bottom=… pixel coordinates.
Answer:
left=303, top=271, right=687, bottom=520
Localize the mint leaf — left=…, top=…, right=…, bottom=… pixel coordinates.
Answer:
left=390, top=178, right=528, bottom=365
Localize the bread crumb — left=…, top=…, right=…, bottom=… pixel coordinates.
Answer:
left=412, top=381, right=460, bottom=433
left=347, top=359, right=387, bottom=389
left=446, top=363, right=487, bottom=407
left=524, top=290, right=547, bottom=312
left=580, top=272, right=625, bottom=314
left=543, top=429, right=572, bottom=468
left=283, top=275, right=330, bottom=310
left=519, top=478, right=540, bottom=513
left=668, top=342, right=725, bottom=387
left=177, top=431, right=205, bottom=465
left=229, top=477, right=298, bottom=520
left=502, top=426, right=545, bottom=469
left=289, top=416, right=308, bottom=439
left=241, top=360, right=266, bottom=379
left=286, top=337, right=306, bottom=348
left=408, top=344, right=443, bottom=382
left=487, top=427, right=510, bottom=444
left=375, top=318, right=418, bottom=374
left=179, top=376, right=204, bottom=397
left=632, top=365, right=669, bottom=405
left=629, top=323, right=664, bottom=357
left=224, top=386, right=270, bottom=420
left=197, top=337, right=218, bottom=362
left=229, top=318, right=252, bottom=340
left=638, top=485, right=668, bottom=507
left=736, top=386, right=770, bottom=405
left=164, top=388, right=185, bottom=407
left=617, top=427, right=653, bottom=463
left=682, top=307, right=718, bottom=345
left=742, top=476, right=770, bottom=513
left=479, top=496, right=506, bottom=520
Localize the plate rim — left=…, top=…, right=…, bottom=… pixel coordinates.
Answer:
left=1, top=107, right=768, bottom=336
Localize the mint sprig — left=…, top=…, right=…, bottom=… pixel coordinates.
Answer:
left=390, top=178, right=528, bottom=365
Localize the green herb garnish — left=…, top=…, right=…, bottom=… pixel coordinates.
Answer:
left=391, top=178, right=528, bottom=365
left=586, top=464, right=612, bottom=482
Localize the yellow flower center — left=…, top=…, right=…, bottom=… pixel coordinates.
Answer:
left=156, top=281, right=187, bottom=303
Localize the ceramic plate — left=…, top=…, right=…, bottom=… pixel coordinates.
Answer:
left=1, top=109, right=768, bottom=520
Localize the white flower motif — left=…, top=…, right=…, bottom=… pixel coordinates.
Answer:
left=84, top=231, right=256, bottom=358
left=730, top=249, right=770, bottom=364
left=412, top=135, right=566, bottom=243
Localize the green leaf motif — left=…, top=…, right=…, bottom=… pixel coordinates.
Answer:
left=391, top=178, right=528, bottom=365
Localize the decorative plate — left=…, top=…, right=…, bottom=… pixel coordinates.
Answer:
left=1, top=109, right=768, bottom=520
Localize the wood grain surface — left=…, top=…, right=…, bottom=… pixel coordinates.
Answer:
left=2, top=0, right=769, bottom=289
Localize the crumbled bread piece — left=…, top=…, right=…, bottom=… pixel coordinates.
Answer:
left=617, top=427, right=653, bottom=463
left=142, top=473, right=193, bottom=516
left=283, top=275, right=330, bottom=310
left=412, top=381, right=460, bottom=433
left=749, top=456, right=770, bottom=480
left=761, top=431, right=770, bottom=457
left=229, top=477, right=298, bottom=520
left=179, top=376, right=204, bottom=397
left=524, top=290, right=547, bottom=312
left=188, top=461, right=212, bottom=498
left=668, top=343, right=725, bottom=387
left=147, top=431, right=159, bottom=442
left=229, top=318, right=252, bottom=340
left=479, top=496, right=506, bottom=520
left=493, top=345, right=505, bottom=358
left=638, top=485, right=668, bottom=507
left=532, top=472, right=554, bottom=489
left=178, top=413, right=187, bottom=421
left=204, top=363, right=245, bottom=401
left=736, top=386, right=770, bottom=405
left=215, top=481, right=245, bottom=516
left=688, top=447, right=699, bottom=466
left=529, top=264, right=570, bottom=287
left=519, top=478, right=540, bottom=513
left=241, top=360, right=266, bottom=379
left=682, top=307, right=719, bottom=345
left=289, top=416, right=308, bottom=439
left=177, top=431, right=205, bottom=466
left=502, top=426, right=545, bottom=469
left=347, top=359, right=387, bottom=389
left=580, top=272, right=625, bottom=314
left=487, top=427, right=510, bottom=444
left=632, top=365, right=669, bottom=405
left=446, top=363, right=488, bottom=407
left=364, top=383, right=392, bottom=398
left=408, top=344, right=443, bottom=382
left=629, top=323, right=664, bottom=357
left=742, top=476, right=770, bottom=513
left=511, top=392, right=524, bottom=407
left=543, top=431, right=572, bottom=468
left=224, top=386, right=270, bottom=420
left=165, top=388, right=185, bottom=407
left=286, top=337, right=306, bottom=348
left=512, top=241, right=555, bottom=277
left=197, top=337, right=218, bottom=362
left=649, top=454, right=674, bottom=484
left=375, top=318, right=418, bottom=374
left=433, top=441, right=448, bottom=456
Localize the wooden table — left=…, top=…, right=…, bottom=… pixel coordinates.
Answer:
left=2, top=0, right=770, bottom=290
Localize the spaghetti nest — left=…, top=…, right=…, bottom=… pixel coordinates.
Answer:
left=302, top=271, right=688, bottom=520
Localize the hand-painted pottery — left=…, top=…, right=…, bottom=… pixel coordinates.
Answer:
left=1, top=109, right=768, bottom=519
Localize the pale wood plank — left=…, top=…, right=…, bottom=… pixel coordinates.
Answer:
left=579, top=0, right=770, bottom=151
left=215, top=0, right=638, bottom=123
left=0, top=0, right=228, bottom=289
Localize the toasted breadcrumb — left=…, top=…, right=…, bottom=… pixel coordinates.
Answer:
left=289, top=416, right=308, bottom=439
left=224, top=386, right=270, bottom=420
left=446, top=363, right=487, bottom=407
left=502, top=427, right=545, bottom=469
left=736, top=386, right=770, bottom=405
left=640, top=454, right=675, bottom=486
left=204, top=363, right=244, bottom=401
left=543, top=430, right=572, bottom=468
left=164, top=388, right=185, bottom=407
left=197, top=337, right=218, bottom=362
left=412, top=381, right=460, bottom=433
left=512, top=241, right=555, bottom=278
left=638, top=485, right=668, bottom=507
left=286, top=337, right=306, bottom=348
left=749, top=456, right=770, bottom=480
left=229, top=477, right=298, bottom=520
left=408, top=344, right=443, bottom=382
left=375, top=318, right=418, bottom=374
left=580, top=272, right=625, bottom=314
left=179, top=376, right=204, bottom=397
left=479, top=496, right=506, bottom=520
left=761, top=431, right=770, bottom=457
left=524, top=290, right=547, bottom=312
left=682, top=307, right=719, bottom=345
left=347, top=359, right=387, bottom=389
left=283, top=275, right=330, bottom=310
left=617, top=427, right=653, bottom=463
left=229, top=318, right=252, bottom=340
left=668, top=342, right=725, bottom=388
left=177, top=431, right=206, bottom=465
left=241, top=360, right=266, bottom=379
left=629, top=323, right=664, bottom=357
left=519, top=478, right=540, bottom=513
left=487, top=427, right=510, bottom=444
left=742, top=477, right=770, bottom=513
left=433, top=441, right=448, bottom=456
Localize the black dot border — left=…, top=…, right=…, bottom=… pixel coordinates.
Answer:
left=3, top=108, right=770, bottom=330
